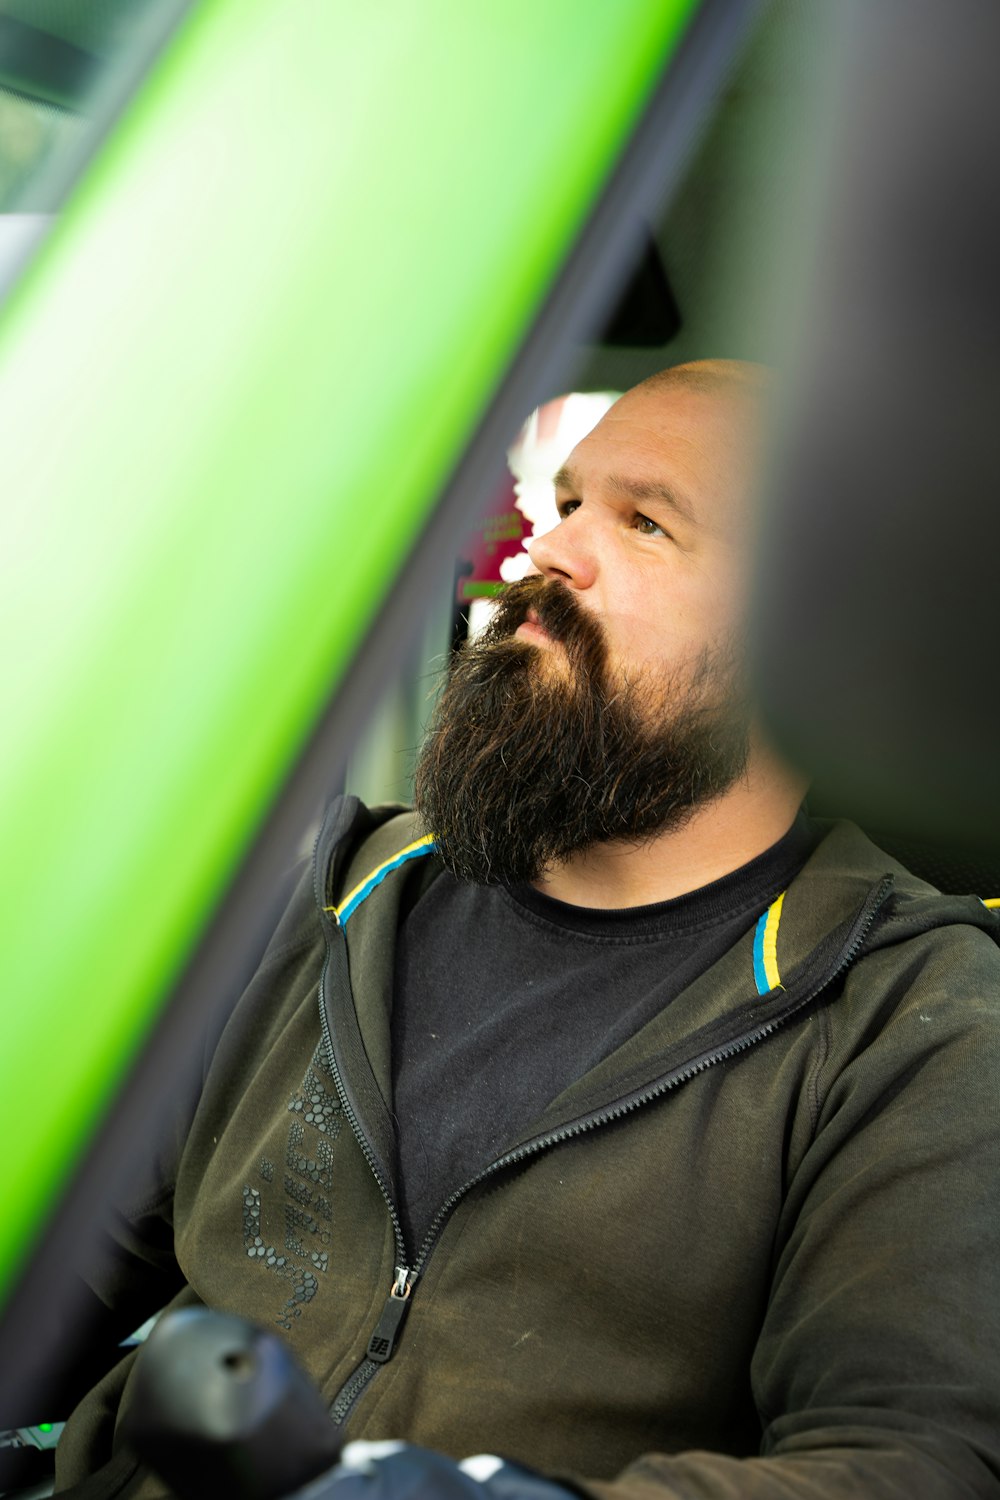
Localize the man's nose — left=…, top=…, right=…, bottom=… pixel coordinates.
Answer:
left=526, top=513, right=598, bottom=588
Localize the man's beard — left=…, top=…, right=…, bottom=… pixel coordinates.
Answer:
left=413, top=576, right=751, bottom=887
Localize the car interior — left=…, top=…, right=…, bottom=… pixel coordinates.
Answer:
left=1, top=0, right=997, bottom=1494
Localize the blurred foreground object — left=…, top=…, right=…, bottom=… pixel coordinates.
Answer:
left=755, top=0, right=1000, bottom=848
left=123, top=1308, right=342, bottom=1500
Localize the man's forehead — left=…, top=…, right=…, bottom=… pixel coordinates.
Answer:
left=559, top=385, right=756, bottom=520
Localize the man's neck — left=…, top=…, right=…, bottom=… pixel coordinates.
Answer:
left=530, top=766, right=806, bottom=910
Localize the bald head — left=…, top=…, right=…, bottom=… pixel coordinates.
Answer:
left=634, top=357, right=771, bottom=402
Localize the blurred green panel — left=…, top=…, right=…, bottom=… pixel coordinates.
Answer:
left=0, top=0, right=698, bottom=1300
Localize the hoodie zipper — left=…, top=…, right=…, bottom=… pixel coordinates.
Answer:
left=315, top=935, right=417, bottom=1425
left=318, top=869, right=893, bottom=1429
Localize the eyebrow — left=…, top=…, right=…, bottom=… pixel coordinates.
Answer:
left=552, top=465, right=698, bottom=529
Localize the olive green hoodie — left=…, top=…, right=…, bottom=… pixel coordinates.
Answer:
left=56, top=797, right=1000, bottom=1498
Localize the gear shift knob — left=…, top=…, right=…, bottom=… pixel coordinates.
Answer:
left=122, top=1308, right=343, bottom=1500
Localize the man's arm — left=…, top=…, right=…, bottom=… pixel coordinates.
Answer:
left=573, top=927, right=1000, bottom=1497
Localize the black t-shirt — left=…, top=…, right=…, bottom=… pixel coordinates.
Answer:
left=391, top=814, right=818, bottom=1257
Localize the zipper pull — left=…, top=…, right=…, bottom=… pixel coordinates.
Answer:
left=366, top=1267, right=414, bottom=1364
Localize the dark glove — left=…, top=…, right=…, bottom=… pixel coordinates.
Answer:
left=299, top=1440, right=576, bottom=1500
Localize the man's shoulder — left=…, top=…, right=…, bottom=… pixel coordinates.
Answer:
left=789, top=817, right=1000, bottom=945
left=794, top=819, right=1000, bottom=1026
left=317, top=795, right=432, bottom=911
left=745, top=817, right=1000, bottom=1037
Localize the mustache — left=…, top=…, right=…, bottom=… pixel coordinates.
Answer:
left=482, top=576, right=604, bottom=659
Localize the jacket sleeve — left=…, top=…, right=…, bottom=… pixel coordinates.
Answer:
left=570, top=927, right=1000, bottom=1500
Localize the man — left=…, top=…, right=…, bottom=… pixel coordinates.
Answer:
left=54, top=362, right=1000, bottom=1498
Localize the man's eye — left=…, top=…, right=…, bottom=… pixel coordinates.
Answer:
left=556, top=499, right=581, bottom=520
left=634, top=513, right=667, bottom=538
